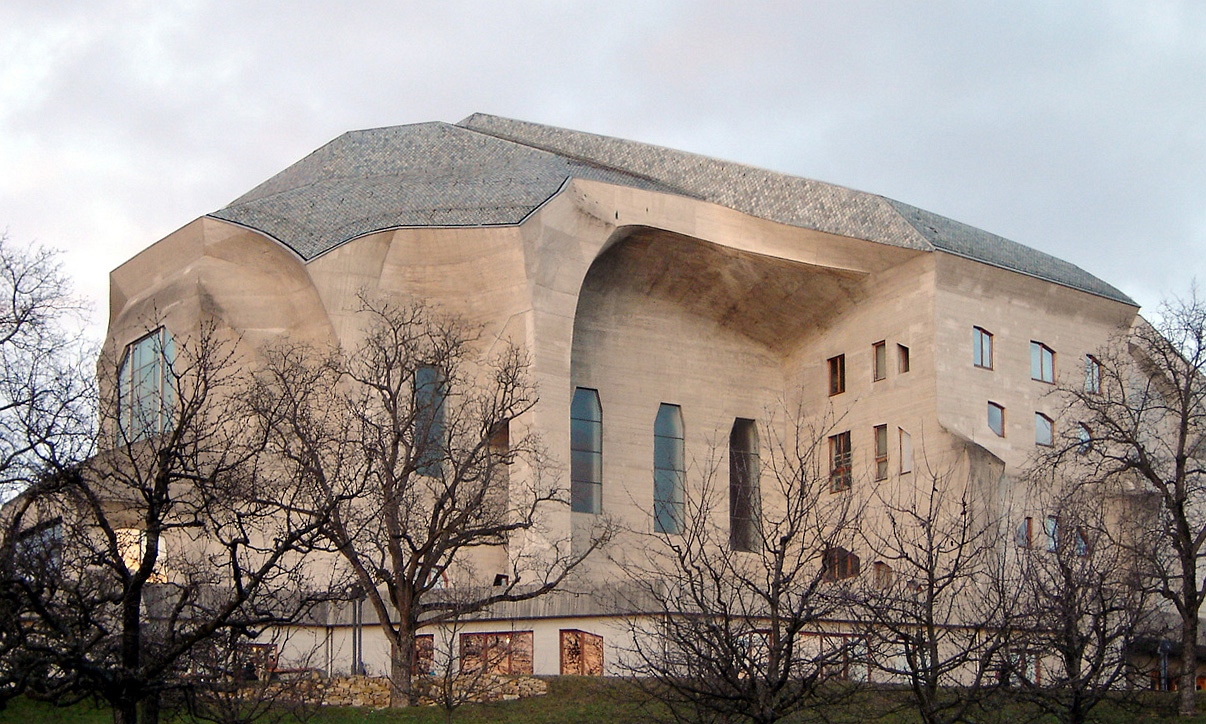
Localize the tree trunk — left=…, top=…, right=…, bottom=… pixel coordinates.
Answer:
left=1179, top=612, right=1198, bottom=717
left=389, top=626, right=417, bottom=707
left=113, top=701, right=138, bottom=724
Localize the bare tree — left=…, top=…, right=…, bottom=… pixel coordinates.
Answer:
left=5, top=323, right=334, bottom=724
left=249, top=297, right=607, bottom=707
left=1041, top=294, right=1206, bottom=716
left=855, top=449, right=1018, bottom=724
left=0, top=235, right=94, bottom=709
left=1009, top=467, right=1153, bottom=724
left=617, top=411, right=862, bottom=724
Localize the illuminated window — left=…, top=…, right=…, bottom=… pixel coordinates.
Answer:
left=829, top=431, right=852, bottom=492
left=1031, top=342, right=1055, bottom=383
left=873, top=425, right=888, bottom=481
left=653, top=404, right=684, bottom=534
left=973, top=327, right=993, bottom=369
left=1035, top=413, right=1054, bottom=447
left=988, top=402, right=1005, bottom=437
left=118, top=328, right=174, bottom=441
left=730, top=419, right=760, bottom=552
left=828, top=355, right=846, bottom=396
left=570, top=388, right=602, bottom=514
left=873, top=341, right=887, bottom=382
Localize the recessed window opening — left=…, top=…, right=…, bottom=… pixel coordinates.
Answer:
left=653, top=404, right=685, bottom=534
left=1035, top=413, right=1054, bottom=447
left=898, top=344, right=910, bottom=374
left=118, top=328, right=175, bottom=442
left=829, top=431, right=852, bottom=492
left=1085, top=355, right=1102, bottom=394
left=898, top=428, right=913, bottom=474
left=1045, top=515, right=1059, bottom=552
left=973, top=327, right=993, bottom=369
left=729, top=418, right=760, bottom=552
left=1017, top=517, right=1034, bottom=548
left=1077, top=424, right=1092, bottom=454
left=1031, top=342, right=1055, bottom=383
left=415, top=364, right=448, bottom=476
left=828, top=355, right=846, bottom=396
left=873, top=425, right=888, bottom=481
left=873, top=341, right=887, bottom=382
left=823, top=547, right=860, bottom=581
left=570, top=388, right=603, bottom=514
left=988, top=402, right=1005, bottom=437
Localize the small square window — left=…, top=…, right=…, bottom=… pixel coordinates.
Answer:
left=973, top=327, right=993, bottom=369
left=1085, top=355, right=1102, bottom=394
left=873, top=425, right=888, bottom=481
left=1031, top=342, right=1055, bottom=384
left=898, top=344, right=910, bottom=374
left=829, top=431, right=852, bottom=492
left=1035, top=413, right=1054, bottom=447
left=828, top=355, right=846, bottom=396
left=873, top=341, right=887, bottom=382
left=988, top=402, right=1005, bottom=437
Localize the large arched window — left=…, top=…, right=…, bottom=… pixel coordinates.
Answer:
left=729, top=418, right=760, bottom=552
left=571, top=388, right=602, bottom=514
left=117, top=328, right=174, bottom=442
left=653, top=404, right=684, bottom=534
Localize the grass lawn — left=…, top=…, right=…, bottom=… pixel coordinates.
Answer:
left=9, top=677, right=1206, bottom=724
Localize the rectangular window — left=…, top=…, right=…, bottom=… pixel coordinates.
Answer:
left=873, top=561, right=893, bottom=588
left=973, top=327, right=993, bottom=369
left=460, top=631, right=534, bottom=675
left=1017, top=517, right=1034, bottom=548
left=898, top=344, right=910, bottom=374
left=1085, top=355, right=1102, bottom=394
left=988, top=402, right=1005, bottom=437
left=559, top=629, right=604, bottom=676
left=415, top=364, right=448, bottom=477
left=1045, top=515, right=1059, bottom=552
left=1035, top=413, right=1054, bottom=446
left=874, top=425, right=888, bottom=481
left=1077, top=424, right=1092, bottom=454
left=1031, top=342, right=1055, bottom=383
left=829, top=431, right=852, bottom=492
left=873, top=341, right=887, bottom=382
left=898, top=428, right=913, bottom=474
left=828, top=355, right=846, bottom=396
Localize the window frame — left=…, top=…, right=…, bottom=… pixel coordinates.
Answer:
left=898, top=344, right=910, bottom=374
left=829, top=431, right=853, bottom=493
left=898, top=428, right=913, bottom=474
left=1030, top=341, right=1056, bottom=384
left=1035, top=412, right=1054, bottom=447
left=822, top=546, right=860, bottom=581
left=653, top=403, right=685, bottom=535
left=873, top=424, right=888, bottom=481
left=117, top=327, right=174, bottom=442
left=973, top=327, right=993, bottom=370
left=570, top=387, right=603, bottom=514
left=828, top=355, right=846, bottom=396
left=729, top=419, right=761, bottom=552
left=872, top=341, right=887, bottom=382
left=988, top=401, right=1006, bottom=437
left=1085, top=355, right=1102, bottom=394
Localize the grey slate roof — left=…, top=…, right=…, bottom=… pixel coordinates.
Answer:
left=208, top=114, right=1134, bottom=306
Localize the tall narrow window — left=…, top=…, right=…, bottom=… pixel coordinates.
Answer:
left=729, top=419, right=760, bottom=552
left=1074, top=528, right=1090, bottom=557
left=414, top=364, right=447, bottom=476
left=828, top=355, right=846, bottom=396
left=571, top=388, right=603, bottom=514
left=898, top=344, right=910, bottom=374
left=1017, top=517, right=1034, bottom=548
left=1035, top=413, right=1054, bottom=447
left=873, top=341, right=887, bottom=382
left=653, top=404, right=685, bottom=534
left=873, top=425, right=888, bottom=481
left=1031, top=342, right=1055, bottom=383
left=899, top=428, right=913, bottom=474
left=118, top=328, right=175, bottom=442
left=988, top=402, right=1005, bottom=437
left=829, top=431, right=852, bottom=492
left=973, top=327, right=993, bottom=369
left=1045, top=515, right=1059, bottom=552
left=1085, top=355, right=1102, bottom=394
left=1077, top=424, right=1092, bottom=454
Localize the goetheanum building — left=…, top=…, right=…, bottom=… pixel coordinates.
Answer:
left=103, top=114, right=1139, bottom=678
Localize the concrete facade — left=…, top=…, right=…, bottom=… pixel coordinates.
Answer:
left=103, top=115, right=1140, bottom=677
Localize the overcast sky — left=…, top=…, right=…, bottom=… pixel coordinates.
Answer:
left=2, top=1, right=1203, bottom=335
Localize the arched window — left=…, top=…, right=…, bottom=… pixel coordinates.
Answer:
left=729, top=418, right=760, bottom=551
left=571, top=388, right=602, bottom=514
left=118, top=328, right=174, bottom=442
left=653, top=404, right=684, bottom=534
